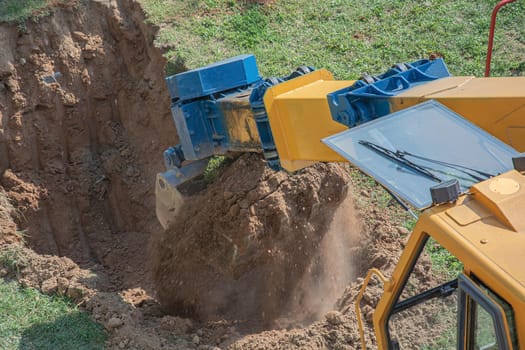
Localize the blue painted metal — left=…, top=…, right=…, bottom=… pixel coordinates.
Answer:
left=165, top=54, right=262, bottom=164
left=249, top=79, right=283, bottom=170
left=163, top=145, right=185, bottom=169
left=327, top=58, right=451, bottom=128
left=165, top=54, right=261, bottom=102
left=162, top=53, right=315, bottom=184
left=171, top=99, right=229, bottom=160
left=159, top=158, right=211, bottom=188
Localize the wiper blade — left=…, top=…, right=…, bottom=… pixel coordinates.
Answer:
left=358, top=140, right=442, bottom=182
left=359, top=140, right=495, bottom=184
left=397, top=150, right=495, bottom=182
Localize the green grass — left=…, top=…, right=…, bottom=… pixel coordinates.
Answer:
left=203, top=155, right=229, bottom=183
left=0, top=0, right=51, bottom=23
left=140, top=0, right=524, bottom=78
left=348, top=167, right=397, bottom=210
left=0, top=279, right=107, bottom=350
left=426, top=237, right=463, bottom=279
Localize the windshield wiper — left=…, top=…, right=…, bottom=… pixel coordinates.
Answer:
left=358, top=140, right=494, bottom=183
left=358, top=140, right=442, bottom=182
left=396, top=150, right=495, bottom=182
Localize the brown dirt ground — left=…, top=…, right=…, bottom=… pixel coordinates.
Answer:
left=0, top=1, right=442, bottom=349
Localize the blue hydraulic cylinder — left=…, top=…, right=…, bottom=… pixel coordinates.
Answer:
left=327, top=58, right=451, bottom=128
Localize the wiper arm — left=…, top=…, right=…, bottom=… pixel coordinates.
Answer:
left=397, top=150, right=495, bottom=182
left=359, top=140, right=494, bottom=184
left=358, top=140, right=442, bottom=182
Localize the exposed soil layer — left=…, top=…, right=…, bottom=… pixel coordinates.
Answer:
left=0, top=0, right=176, bottom=291
left=152, top=154, right=356, bottom=327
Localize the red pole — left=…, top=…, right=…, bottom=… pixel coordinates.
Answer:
left=485, top=0, right=518, bottom=77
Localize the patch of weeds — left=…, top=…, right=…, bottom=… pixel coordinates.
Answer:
left=165, top=55, right=188, bottom=76
left=0, top=245, right=28, bottom=273
left=14, top=229, right=28, bottom=241
left=203, top=155, right=229, bottom=183
left=0, top=279, right=107, bottom=350
left=402, top=217, right=418, bottom=231
left=426, top=237, right=463, bottom=279
left=421, top=327, right=456, bottom=350
left=224, top=7, right=269, bottom=49
left=0, top=0, right=50, bottom=23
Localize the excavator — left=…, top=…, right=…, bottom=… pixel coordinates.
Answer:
left=155, top=1, right=525, bottom=348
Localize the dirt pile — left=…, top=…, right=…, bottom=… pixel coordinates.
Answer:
left=0, top=186, right=17, bottom=241
left=0, top=0, right=176, bottom=290
left=152, top=154, right=359, bottom=327
left=227, top=171, right=413, bottom=350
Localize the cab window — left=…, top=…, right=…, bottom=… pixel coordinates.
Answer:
left=459, top=275, right=518, bottom=350
left=386, top=235, right=461, bottom=349
left=385, top=234, right=517, bottom=350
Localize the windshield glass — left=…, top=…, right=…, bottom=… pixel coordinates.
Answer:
left=323, top=100, right=518, bottom=209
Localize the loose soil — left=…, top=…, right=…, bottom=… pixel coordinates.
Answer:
left=152, top=154, right=356, bottom=327
left=0, top=1, right=441, bottom=349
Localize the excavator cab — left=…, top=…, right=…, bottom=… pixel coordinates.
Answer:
left=382, top=233, right=519, bottom=349
left=323, top=101, right=524, bottom=349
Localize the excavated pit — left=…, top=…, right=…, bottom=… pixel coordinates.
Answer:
left=0, top=0, right=176, bottom=291
left=0, top=0, right=363, bottom=328
left=0, top=1, right=412, bottom=348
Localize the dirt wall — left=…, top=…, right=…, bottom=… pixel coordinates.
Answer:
left=0, top=0, right=176, bottom=288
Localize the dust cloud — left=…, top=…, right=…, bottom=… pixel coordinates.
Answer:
left=284, top=195, right=361, bottom=325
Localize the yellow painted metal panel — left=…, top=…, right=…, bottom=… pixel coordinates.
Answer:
left=264, top=69, right=354, bottom=172
left=392, top=76, right=525, bottom=151
left=373, top=171, right=525, bottom=348
left=220, top=92, right=261, bottom=152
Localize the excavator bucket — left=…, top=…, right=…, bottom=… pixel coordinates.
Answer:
left=155, top=173, right=185, bottom=229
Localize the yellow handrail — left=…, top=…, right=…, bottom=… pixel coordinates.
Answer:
left=355, top=268, right=389, bottom=350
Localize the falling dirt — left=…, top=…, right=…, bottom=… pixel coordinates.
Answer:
left=151, top=153, right=357, bottom=327
left=0, top=1, right=443, bottom=349
left=285, top=197, right=361, bottom=325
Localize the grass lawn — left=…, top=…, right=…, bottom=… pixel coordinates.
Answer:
left=140, top=0, right=524, bottom=78
left=0, top=279, right=107, bottom=350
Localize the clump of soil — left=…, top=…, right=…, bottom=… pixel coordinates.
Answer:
left=152, top=154, right=357, bottom=327
left=0, top=186, right=17, bottom=242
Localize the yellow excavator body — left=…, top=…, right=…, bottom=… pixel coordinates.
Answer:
left=372, top=170, right=525, bottom=348
left=263, top=69, right=353, bottom=171
left=391, top=76, right=525, bottom=152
